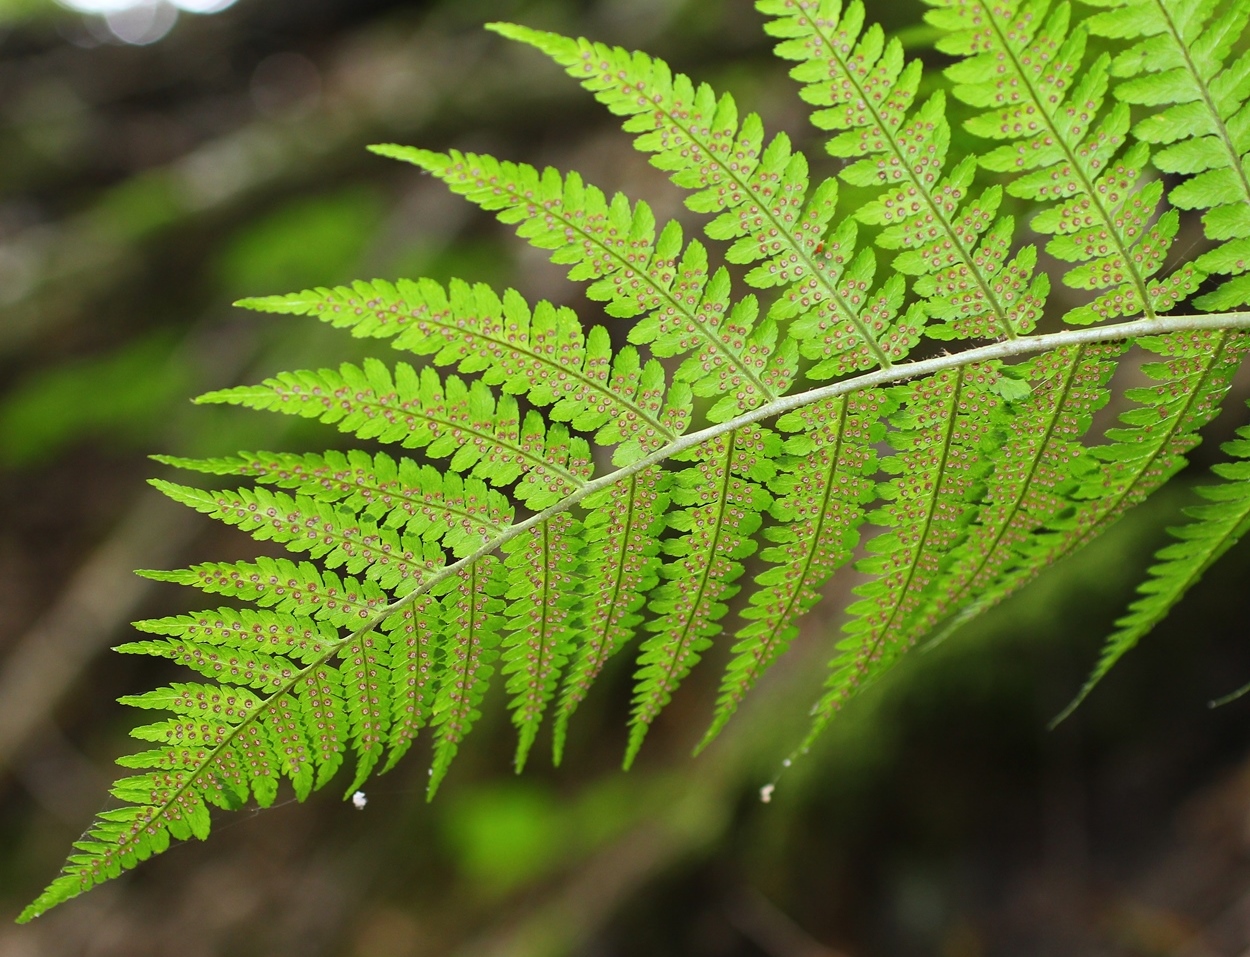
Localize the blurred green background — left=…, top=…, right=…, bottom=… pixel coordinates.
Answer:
left=0, top=1, right=1249, bottom=954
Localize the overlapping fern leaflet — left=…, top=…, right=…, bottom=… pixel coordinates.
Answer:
left=237, top=278, right=692, bottom=465
left=553, top=469, right=668, bottom=764
left=759, top=0, right=1048, bottom=341
left=915, top=0, right=1250, bottom=661
left=700, top=391, right=886, bottom=747
left=928, top=0, right=1201, bottom=323
left=1079, top=0, right=1250, bottom=310
left=1076, top=412, right=1250, bottom=702
left=23, top=0, right=1250, bottom=925
left=491, top=21, right=924, bottom=375
left=897, top=344, right=1122, bottom=644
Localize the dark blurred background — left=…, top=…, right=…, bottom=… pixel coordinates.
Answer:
left=0, top=0, right=1249, bottom=954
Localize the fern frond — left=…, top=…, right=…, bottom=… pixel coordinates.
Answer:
left=699, top=391, right=887, bottom=749
left=198, top=360, right=593, bottom=509
left=157, top=450, right=513, bottom=558
left=237, top=279, right=692, bottom=464
left=929, top=0, right=1203, bottom=323
left=552, top=467, right=668, bottom=765
left=26, top=0, right=1250, bottom=917
left=1070, top=417, right=1250, bottom=709
left=626, top=424, right=778, bottom=767
left=127, top=607, right=339, bottom=664
left=758, top=0, right=1049, bottom=341
left=489, top=22, right=926, bottom=373
left=374, top=144, right=798, bottom=419
left=1079, top=0, right=1250, bottom=309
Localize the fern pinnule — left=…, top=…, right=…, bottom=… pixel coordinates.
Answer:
left=492, top=21, right=925, bottom=374
left=1064, top=414, right=1250, bottom=717
left=1080, top=0, right=1250, bottom=310
left=150, top=482, right=445, bottom=593
left=199, top=360, right=593, bottom=509
left=157, top=451, right=514, bottom=558
left=553, top=468, right=669, bottom=765
left=127, top=607, right=339, bottom=664
left=379, top=595, right=442, bottom=773
left=141, top=557, right=390, bottom=625
left=239, top=278, right=692, bottom=464
left=626, top=424, right=778, bottom=767
left=760, top=0, right=1049, bottom=342
left=499, top=513, right=586, bottom=771
left=340, top=626, right=395, bottom=790
left=428, top=557, right=505, bottom=796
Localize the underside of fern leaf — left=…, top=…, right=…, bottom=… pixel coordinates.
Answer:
left=22, top=0, right=1250, bottom=923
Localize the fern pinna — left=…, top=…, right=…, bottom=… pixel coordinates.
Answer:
left=21, top=0, right=1250, bottom=922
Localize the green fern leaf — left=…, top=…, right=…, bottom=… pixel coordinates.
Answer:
left=140, top=557, right=389, bottom=626
left=700, top=391, right=887, bottom=748
left=198, top=360, right=593, bottom=509
left=157, top=450, right=514, bottom=558
left=128, top=607, right=339, bottom=663
left=373, top=144, right=797, bottom=418
left=1049, top=328, right=1250, bottom=714
left=293, top=663, right=348, bottom=790
left=498, top=513, right=587, bottom=771
left=1073, top=330, right=1250, bottom=541
left=625, top=424, right=779, bottom=767
left=899, top=343, right=1123, bottom=643
left=490, top=22, right=924, bottom=372
left=378, top=594, right=442, bottom=773
left=552, top=467, right=669, bottom=765
left=1071, top=417, right=1250, bottom=705
left=340, top=625, right=394, bottom=791
left=238, top=278, right=692, bottom=464
left=798, top=365, right=1008, bottom=750
left=150, top=481, right=445, bottom=593
left=428, top=557, right=506, bottom=796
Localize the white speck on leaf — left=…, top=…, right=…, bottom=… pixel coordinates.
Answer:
left=351, top=790, right=367, bottom=810
left=759, top=784, right=774, bottom=804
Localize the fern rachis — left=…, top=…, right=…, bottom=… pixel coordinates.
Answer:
left=20, top=0, right=1250, bottom=923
